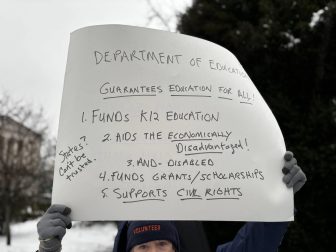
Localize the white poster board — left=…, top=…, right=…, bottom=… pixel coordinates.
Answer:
left=52, top=25, right=293, bottom=221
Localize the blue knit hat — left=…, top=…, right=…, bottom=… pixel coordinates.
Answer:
left=126, top=221, right=180, bottom=252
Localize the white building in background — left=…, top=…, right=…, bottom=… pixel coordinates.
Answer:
left=0, top=115, right=42, bottom=171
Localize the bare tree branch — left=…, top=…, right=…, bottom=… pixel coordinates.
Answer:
left=144, top=0, right=191, bottom=32
left=146, top=0, right=172, bottom=31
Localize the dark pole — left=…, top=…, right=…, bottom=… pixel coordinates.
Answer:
left=5, top=199, right=11, bottom=245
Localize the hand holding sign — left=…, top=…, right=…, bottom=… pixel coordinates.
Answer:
left=52, top=25, right=294, bottom=221
left=282, top=151, right=307, bottom=193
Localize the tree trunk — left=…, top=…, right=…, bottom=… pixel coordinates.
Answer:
left=5, top=204, right=11, bottom=245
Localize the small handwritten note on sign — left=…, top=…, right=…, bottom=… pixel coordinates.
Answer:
left=52, top=25, right=293, bottom=221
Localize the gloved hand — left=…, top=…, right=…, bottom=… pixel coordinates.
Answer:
left=282, top=151, right=307, bottom=194
left=37, top=204, right=72, bottom=252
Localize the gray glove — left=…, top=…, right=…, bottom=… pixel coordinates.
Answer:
left=37, top=204, right=72, bottom=252
left=282, top=151, right=307, bottom=194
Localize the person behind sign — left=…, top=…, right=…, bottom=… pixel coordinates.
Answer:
left=36, top=151, right=306, bottom=252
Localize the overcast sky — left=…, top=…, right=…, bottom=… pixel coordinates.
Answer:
left=0, top=0, right=191, bottom=137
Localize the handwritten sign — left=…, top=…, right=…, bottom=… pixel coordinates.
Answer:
left=52, top=25, right=294, bottom=221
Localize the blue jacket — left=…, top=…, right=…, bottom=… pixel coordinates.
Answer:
left=113, top=221, right=289, bottom=252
